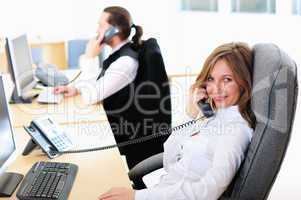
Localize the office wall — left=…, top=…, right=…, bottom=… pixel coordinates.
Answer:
left=0, top=0, right=72, bottom=41
left=1, top=0, right=300, bottom=74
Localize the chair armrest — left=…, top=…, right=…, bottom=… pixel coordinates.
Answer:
left=128, top=153, right=163, bottom=181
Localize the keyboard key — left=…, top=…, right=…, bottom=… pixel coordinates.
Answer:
left=16, top=161, right=78, bottom=200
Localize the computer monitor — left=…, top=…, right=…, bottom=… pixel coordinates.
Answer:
left=5, top=34, right=37, bottom=103
left=0, top=75, right=23, bottom=197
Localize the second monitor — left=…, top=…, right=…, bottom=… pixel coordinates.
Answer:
left=5, top=34, right=66, bottom=104
left=5, top=34, right=40, bottom=103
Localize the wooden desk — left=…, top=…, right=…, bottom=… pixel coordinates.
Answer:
left=1, top=72, right=107, bottom=128
left=4, top=123, right=131, bottom=200
left=9, top=95, right=107, bottom=128
left=1, top=69, right=133, bottom=199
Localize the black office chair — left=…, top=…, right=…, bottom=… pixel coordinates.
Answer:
left=128, top=43, right=299, bottom=199
left=103, top=38, right=171, bottom=169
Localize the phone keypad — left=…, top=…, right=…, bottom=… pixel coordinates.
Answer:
left=52, top=134, right=72, bottom=152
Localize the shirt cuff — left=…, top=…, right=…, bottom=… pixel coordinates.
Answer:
left=73, top=80, right=99, bottom=105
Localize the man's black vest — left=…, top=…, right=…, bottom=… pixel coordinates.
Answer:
left=99, top=41, right=171, bottom=160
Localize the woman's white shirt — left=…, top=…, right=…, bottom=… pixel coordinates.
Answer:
left=74, top=40, right=138, bottom=105
left=135, top=105, right=253, bottom=200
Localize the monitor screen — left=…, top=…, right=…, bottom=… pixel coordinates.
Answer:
left=0, top=75, right=16, bottom=169
left=6, top=34, right=35, bottom=96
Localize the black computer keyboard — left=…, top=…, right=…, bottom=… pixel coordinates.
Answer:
left=16, top=161, right=78, bottom=200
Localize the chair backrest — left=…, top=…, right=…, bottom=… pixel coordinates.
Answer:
left=30, top=47, right=43, bottom=64
left=103, top=38, right=171, bottom=165
left=67, top=39, right=88, bottom=69
left=67, top=39, right=108, bottom=69
left=134, top=38, right=172, bottom=122
left=220, top=44, right=298, bottom=200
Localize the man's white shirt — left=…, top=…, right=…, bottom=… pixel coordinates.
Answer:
left=74, top=40, right=138, bottom=105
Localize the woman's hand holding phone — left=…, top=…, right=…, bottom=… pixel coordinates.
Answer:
left=186, top=85, right=208, bottom=119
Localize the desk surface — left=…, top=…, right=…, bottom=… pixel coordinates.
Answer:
left=4, top=123, right=132, bottom=200
left=9, top=95, right=107, bottom=128
left=2, top=70, right=132, bottom=199
left=1, top=71, right=107, bottom=128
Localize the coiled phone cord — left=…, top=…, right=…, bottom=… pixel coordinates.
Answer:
left=62, top=116, right=207, bottom=154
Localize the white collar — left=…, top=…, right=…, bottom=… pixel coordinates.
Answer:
left=214, top=105, right=241, bottom=121
left=111, top=39, right=130, bottom=54
left=216, top=105, right=239, bottom=113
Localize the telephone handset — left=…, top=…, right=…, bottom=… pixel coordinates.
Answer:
left=99, top=26, right=120, bottom=44
left=22, top=99, right=215, bottom=157
left=196, top=83, right=215, bottom=118
left=23, top=116, right=73, bottom=159
left=197, top=99, right=214, bottom=118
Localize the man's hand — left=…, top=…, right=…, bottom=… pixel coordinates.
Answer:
left=53, top=86, right=79, bottom=97
left=85, top=29, right=107, bottom=58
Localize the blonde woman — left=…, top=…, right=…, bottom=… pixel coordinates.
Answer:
left=98, top=42, right=256, bottom=200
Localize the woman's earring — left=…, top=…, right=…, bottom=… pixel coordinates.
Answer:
left=240, top=87, right=245, bottom=95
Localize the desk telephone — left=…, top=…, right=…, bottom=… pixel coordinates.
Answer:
left=23, top=99, right=214, bottom=158
left=23, top=116, right=73, bottom=158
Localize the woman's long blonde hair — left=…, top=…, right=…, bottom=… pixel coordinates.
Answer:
left=194, top=42, right=256, bottom=129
